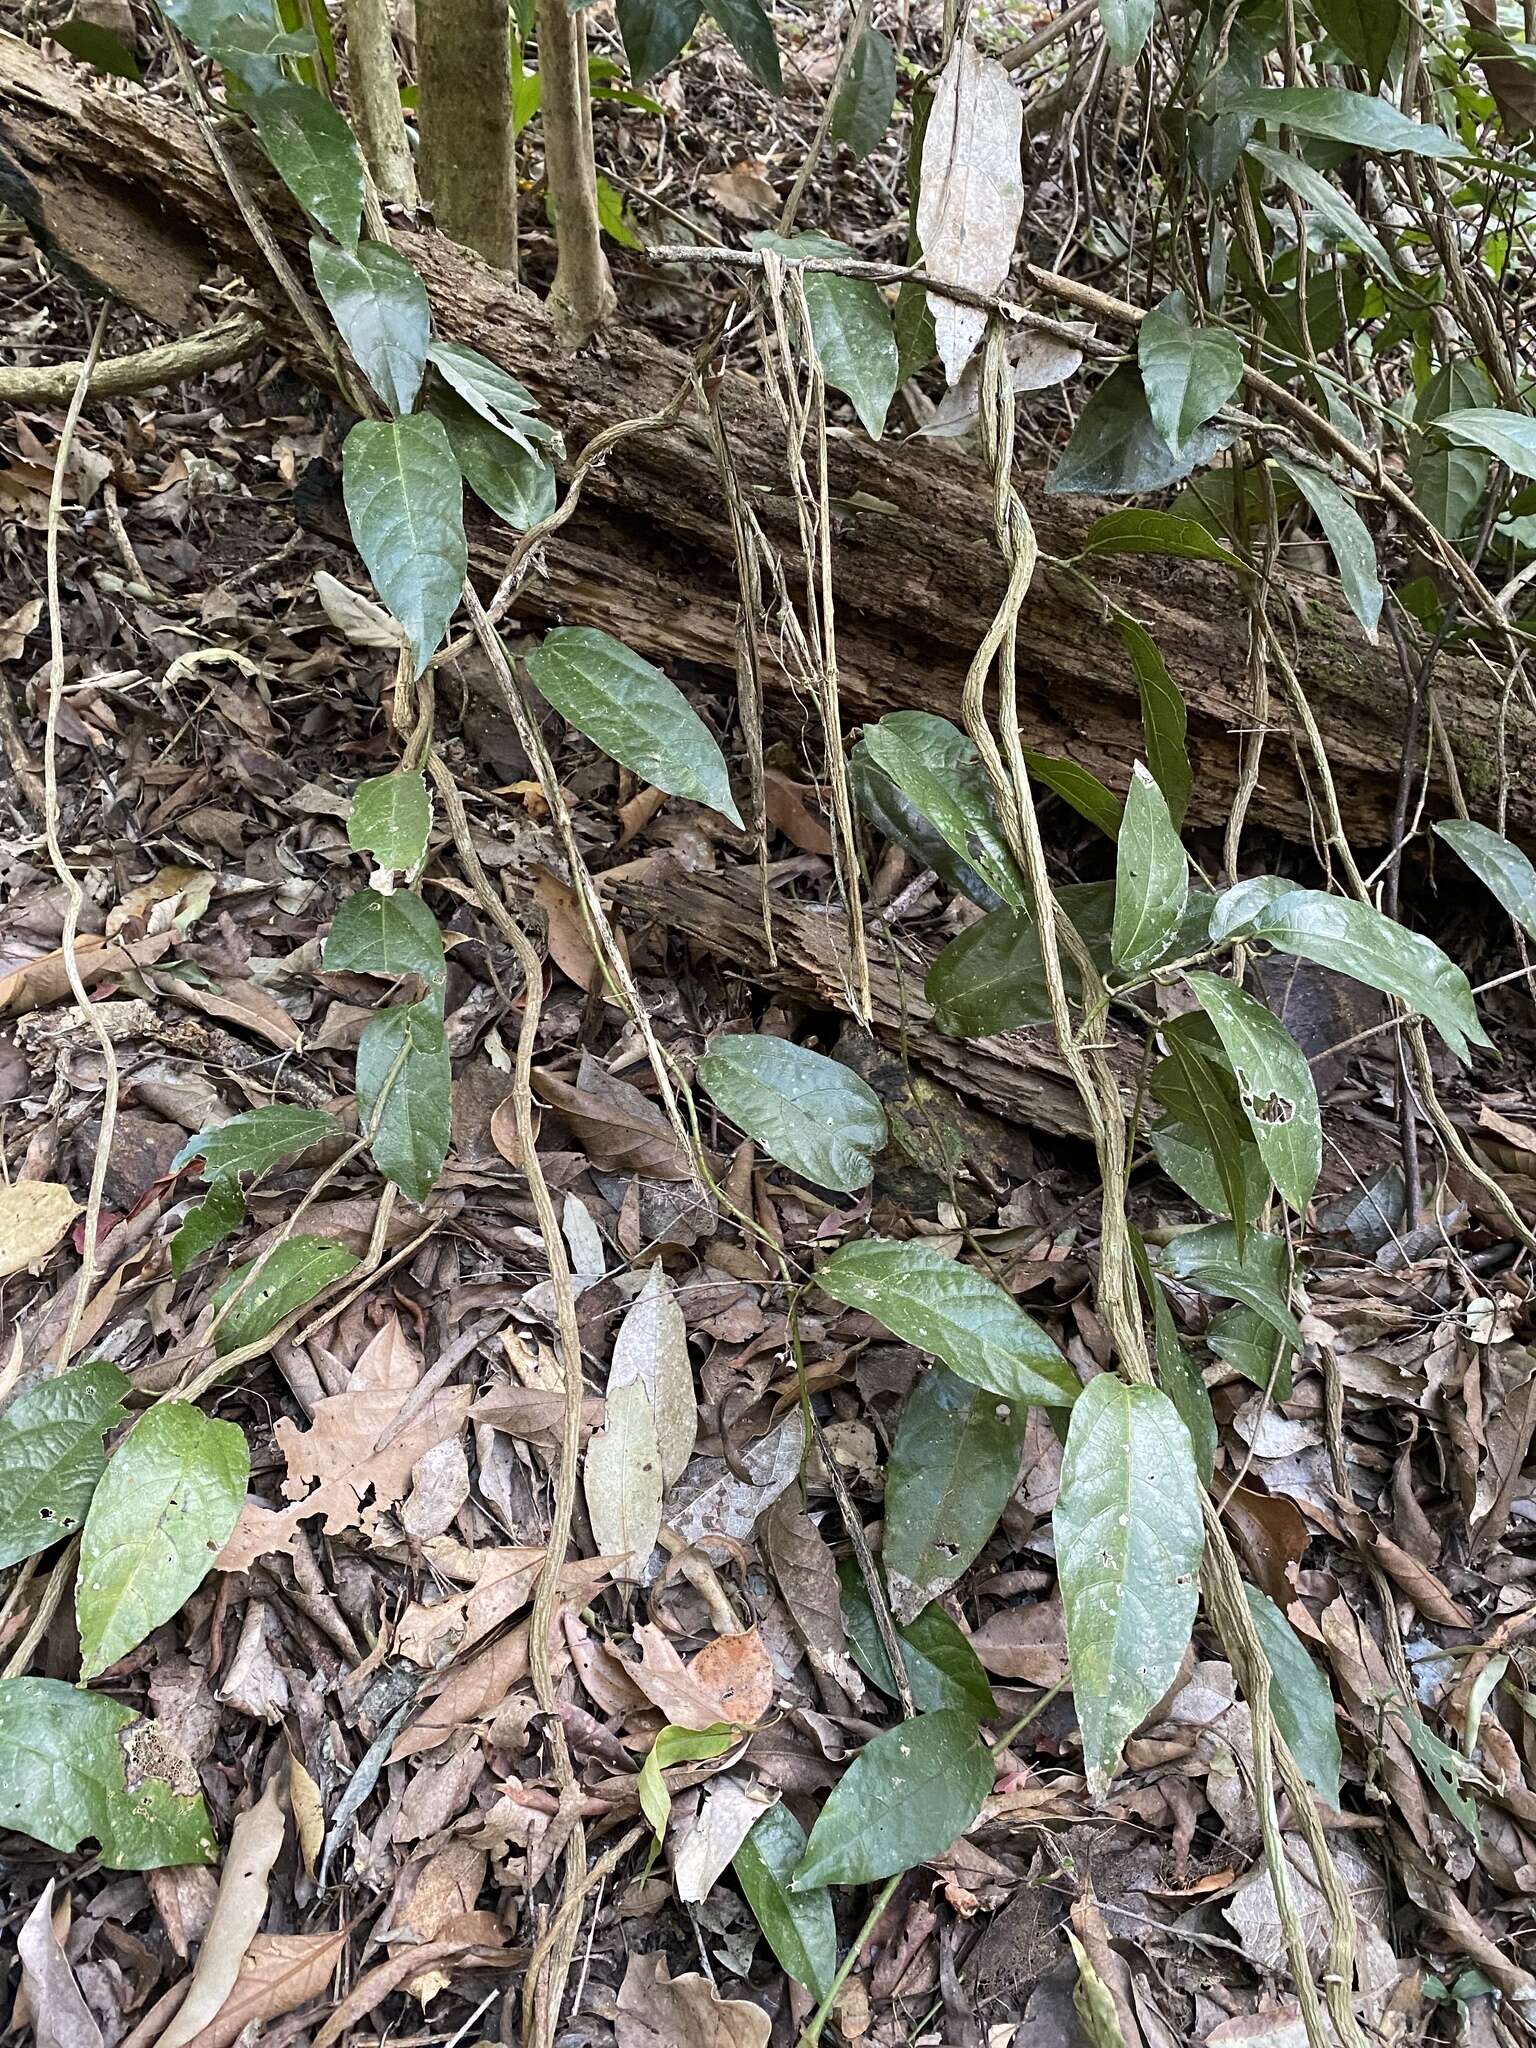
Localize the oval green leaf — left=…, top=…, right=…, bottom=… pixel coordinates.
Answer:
left=839, top=1562, right=997, bottom=1717
left=752, top=231, right=899, bottom=439
left=212, top=1235, right=359, bottom=1357
left=733, top=1803, right=839, bottom=2000
left=1434, top=818, right=1536, bottom=939
left=0, top=1357, right=129, bottom=1570
left=1243, top=1585, right=1342, bottom=1808
left=831, top=27, right=897, bottom=159
left=250, top=83, right=364, bottom=248
left=434, top=390, right=557, bottom=532
left=1137, top=289, right=1244, bottom=460
left=348, top=769, right=432, bottom=872
left=792, top=1708, right=993, bottom=1889
left=1185, top=971, right=1321, bottom=1213
left=311, top=236, right=430, bottom=415
left=357, top=998, right=452, bottom=1205
left=882, top=1365, right=1028, bottom=1622
left=342, top=414, right=466, bottom=677
left=697, top=1035, right=886, bottom=1193
left=323, top=886, right=446, bottom=984
left=1112, top=763, right=1189, bottom=978
left=857, top=712, right=1025, bottom=910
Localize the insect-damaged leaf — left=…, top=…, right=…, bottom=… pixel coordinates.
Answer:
left=752, top=232, right=898, bottom=438
left=434, top=392, right=556, bottom=533
left=1243, top=1586, right=1342, bottom=1807
left=311, top=237, right=430, bottom=415
left=348, top=769, right=432, bottom=872
left=1112, top=764, right=1189, bottom=979
left=0, top=1679, right=216, bottom=1869
left=0, top=1357, right=129, bottom=1570
left=250, top=84, right=364, bottom=249
left=212, top=1236, right=359, bottom=1357
left=792, top=1709, right=993, bottom=1888
left=342, top=414, right=466, bottom=677
left=77, top=1403, right=249, bottom=1679
left=1054, top=1376, right=1204, bottom=1800
left=918, top=40, right=1024, bottom=384
left=357, top=999, right=452, bottom=1205
left=1434, top=818, right=1536, bottom=939
left=171, top=1179, right=246, bottom=1280
left=526, top=627, right=741, bottom=825
left=697, top=1035, right=887, bottom=1193
left=173, top=1105, right=342, bottom=1185
left=734, top=1803, right=838, bottom=1999
left=839, top=1561, right=997, bottom=1717
left=1185, top=971, right=1321, bottom=1214
left=882, top=1365, right=1028, bottom=1622
left=426, top=341, right=558, bottom=458
left=814, top=1236, right=1078, bottom=1407
left=584, top=1377, right=663, bottom=1582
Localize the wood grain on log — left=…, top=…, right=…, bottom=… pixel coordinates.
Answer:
left=3, top=31, right=1530, bottom=848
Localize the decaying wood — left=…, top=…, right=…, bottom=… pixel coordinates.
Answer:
left=3, top=32, right=1532, bottom=849
left=613, top=865, right=1134, bottom=1140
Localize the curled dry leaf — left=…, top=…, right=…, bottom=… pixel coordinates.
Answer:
left=0, top=1180, right=79, bottom=1280
left=153, top=1776, right=287, bottom=2048
left=917, top=41, right=1025, bottom=384
left=615, top=1951, right=771, bottom=2048
left=672, top=1776, right=774, bottom=1904
left=626, top=1621, right=775, bottom=1729
left=19, top=1883, right=103, bottom=2048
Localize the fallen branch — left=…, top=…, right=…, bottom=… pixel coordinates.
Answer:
left=0, top=310, right=263, bottom=404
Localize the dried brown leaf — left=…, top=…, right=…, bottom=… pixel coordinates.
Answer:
left=19, top=1885, right=102, bottom=2048
left=616, top=1952, right=771, bottom=2048
left=0, top=1180, right=79, bottom=1280
left=762, top=1496, right=861, bottom=1692
left=626, top=1622, right=774, bottom=1729
left=153, top=1776, right=286, bottom=2048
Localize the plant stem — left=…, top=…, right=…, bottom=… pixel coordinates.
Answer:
left=796, top=1873, right=901, bottom=2048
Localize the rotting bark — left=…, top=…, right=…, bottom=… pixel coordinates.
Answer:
left=3, top=31, right=1532, bottom=849
left=416, top=0, right=516, bottom=269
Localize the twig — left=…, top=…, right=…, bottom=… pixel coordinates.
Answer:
left=0, top=313, right=264, bottom=405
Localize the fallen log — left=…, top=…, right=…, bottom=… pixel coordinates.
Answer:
left=3, top=31, right=1531, bottom=848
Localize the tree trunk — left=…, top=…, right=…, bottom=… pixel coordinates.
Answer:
left=3, top=30, right=1530, bottom=852
left=344, top=0, right=419, bottom=213
left=416, top=0, right=516, bottom=269
left=537, top=0, right=616, bottom=346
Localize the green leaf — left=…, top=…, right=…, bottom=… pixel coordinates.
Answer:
left=1021, top=750, right=1124, bottom=839
left=616, top=0, right=702, bottom=82
left=1081, top=508, right=1246, bottom=572
left=434, top=391, right=556, bottom=533
left=1129, top=1225, right=1215, bottom=1485
left=77, top=1403, right=249, bottom=1679
left=357, top=999, right=451, bottom=1205
left=0, top=1679, right=217, bottom=1869
left=1249, top=887, right=1490, bottom=1060
left=733, top=1804, right=839, bottom=2000
left=1152, top=1028, right=1262, bottom=1248
left=839, top=1563, right=997, bottom=1717
left=342, top=415, right=465, bottom=677
left=250, top=84, right=363, bottom=249
left=699, top=1035, right=888, bottom=1192
left=1116, top=617, right=1190, bottom=828
left=526, top=627, right=741, bottom=825
left=323, top=886, right=446, bottom=984
left=172, top=1105, right=343, bottom=1184
left=1210, top=1302, right=1291, bottom=1398
left=639, top=1722, right=736, bottom=1843
left=1097, top=0, right=1154, bottom=67
left=882, top=1365, right=1028, bottom=1621
left=51, top=17, right=142, bottom=78
left=927, top=908, right=1052, bottom=1036
left=1437, top=407, right=1536, bottom=482
left=706, top=0, right=781, bottom=91
left=1112, top=764, right=1189, bottom=979
left=853, top=748, right=1001, bottom=908
left=1048, top=364, right=1233, bottom=496
left=161, top=0, right=312, bottom=87
left=792, top=1709, right=993, bottom=1889
left=0, top=1358, right=129, bottom=1571
left=1209, top=874, right=1293, bottom=943
left=348, top=769, right=432, bottom=872
left=1055, top=1376, right=1204, bottom=1799
left=1221, top=86, right=1460, bottom=156
left=596, top=173, right=645, bottom=250
left=752, top=232, right=898, bottom=439
left=1160, top=1222, right=1302, bottom=1349
left=1314, top=0, right=1400, bottom=89
left=425, top=341, right=557, bottom=459
left=1394, top=1696, right=1481, bottom=1840
left=212, top=1235, right=358, bottom=1357
left=814, top=1237, right=1078, bottom=1408
left=1410, top=359, right=1493, bottom=545
left=171, top=1181, right=246, bottom=1281
left=831, top=27, right=897, bottom=159
left=1185, top=972, right=1321, bottom=1213
left=1149, top=1115, right=1268, bottom=1227
left=857, top=712, right=1025, bottom=909
left=1245, top=144, right=1396, bottom=279
left=1243, top=1586, right=1342, bottom=1807
left=1137, top=289, right=1243, bottom=460
left=1434, top=819, right=1536, bottom=939
left=311, top=237, right=430, bottom=415
left=1272, top=460, right=1382, bottom=641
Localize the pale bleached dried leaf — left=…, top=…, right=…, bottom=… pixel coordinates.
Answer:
left=314, top=569, right=407, bottom=650
left=19, top=1885, right=102, bottom=2048
left=917, top=41, right=1025, bottom=384
left=659, top=1410, right=806, bottom=1573
left=400, top=1434, right=471, bottom=1541
left=672, top=1776, right=774, bottom=1903
left=0, top=1180, right=79, bottom=1281
left=617, top=1953, right=771, bottom=2048
left=763, top=1496, right=862, bottom=1693
left=154, top=1777, right=286, bottom=2048
left=611, top=1264, right=696, bottom=1487
left=584, top=1378, right=663, bottom=1582
left=563, top=1190, right=607, bottom=1279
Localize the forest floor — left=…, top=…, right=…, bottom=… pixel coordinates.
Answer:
left=4, top=11, right=1536, bottom=2048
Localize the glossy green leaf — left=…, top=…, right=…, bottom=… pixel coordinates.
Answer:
left=1116, top=616, right=1190, bottom=828
left=815, top=1237, right=1078, bottom=1407
left=839, top=1563, right=997, bottom=1717
left=1081, top=508, right=1246, bottom=571
left=1243, top=1586, right=1342, bottom=1807
left=926, top=908, right=1053, bottom=1036
left=250, top=84, right=363, bottom=248
left=172, top=1105, right=343, bottom=1184
left=1137, top=290, right=1243, bottom=460
left=1048, top=364, right=1233, bottom=496
left=1021, top=750, right=1124, bottom=838
left=526, top=627, right=741, bottom=825
left=831, top=27, right=897, bottom=159
left=1112, top=764, right=1189, bottom=978
left=1434, top=818, right=1536, bottom=939
left=51, top=17, right=143, bottom=77
left=753, top=232, right=898, bottom=439
left=733, top=1804, right=838, bottom=2000
left=434, top=390, right=557, bottom=533
left=1245, top=144, right=1395, bottom=278
left=616, top=0, right=702, bottom=81
left=1209, top=874, right=1293, bottom=943
left=1098, top=0, right=1154, bottom=67
left=161, top=0, right=312, bottom=88
left=1152, top=1027, right=1261, bottom=1249
left=77, top=1403, right=249, bottom=1679
left=1273, top=460, right=1382, bottom=640
left=857, top=712, right=1025, bottom=909
left=706, top=0, right=781, bottom=91
left=342, top=415, right=466, bottom=677
left=1438, top=407, right=1536, bottom=482
left=1249, top=887, right=1490, bottom=1060
left=639, top=1722, right=736, bottom=1843
left=1149, top=1115, right=1268, bottom=1227
left=1160, top=1222, right=1302, bottom=1349
left=311, top=237, right=430, bottom=415
left=171, top=1180, right=246, bottom=1281
left=793, top=1709, right=993, bottom=1888
left=1410, top=359, right=1493, bottom=544
left=1315, top=0, right=1400, bottom=88
left=348, top=769, right=432, bottom=872
left=852, top=746, right=1005, bottom=908
left=212, top=1235, right=358, bottom=1357
left=1129, top=1225, right=1215, bottom=1484
left=1210, top=1302, right=1291, bottom=1399
left=697, top=1035, right=887, bottom=1193
left=0, top=1680, right=216, bottom=1869
left=323, top=886, right=445, bottom=984
left=425, top=341, right=558, bottom=459
left=1185, top=971, right=1321, bottom=1213
left=882, top=1365, right=1028, bottom=1622
left=357, top=999, right=451, bottom=1205
left=1221, top=85, right=1460, bottom=155
left=0, top=1358, right=129, bottom=1570
left=1055, top=1376, right=1204, bottom=1799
